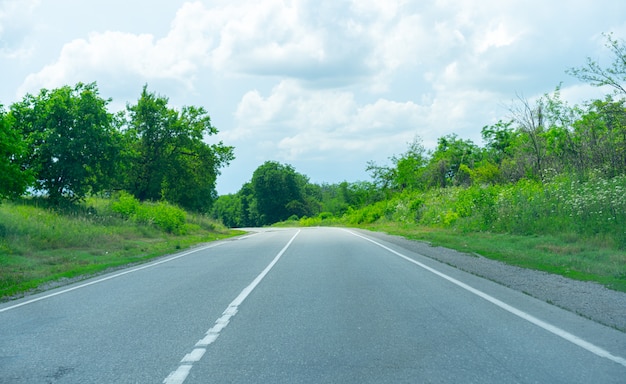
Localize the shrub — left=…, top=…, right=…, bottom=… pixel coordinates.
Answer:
left=135, top=202, right=187, bottom=234
left=453, top=185, right=499, bottom=231
left=318, top=212, right=334, bottom=220
left=152, top=202, right=187, bottom=233
left=109, top=192, right=187, bottom=233
left=110, top=192, right=140, bottom=218
left=299, top=216, right=322, bottom=226
left=346, top=201, right=389, bottom=224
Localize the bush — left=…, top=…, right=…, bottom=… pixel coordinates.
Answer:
left=299, top=216, right=322, bottom=226
left=453, top=185, right=499, bottom=231
left=416, top=187, right=457, bottom=227
left=346, top=201, right=389, bottom=224
left=110, top=192, right=140, bottom=218
left=142, top=202, right=187, bottom=234
left=318, top=212, right=334, bottom=220
left=109, top=192, right=187, bottom=233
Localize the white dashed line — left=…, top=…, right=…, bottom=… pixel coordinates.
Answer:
left=164, top=365, right=192, bottom=384
left=163, top=229, right=300, bottom=384
left=181, top=349, right=206, bottom=363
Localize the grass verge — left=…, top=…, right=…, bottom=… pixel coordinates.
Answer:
left=0, top=199, right=243, bottom=301
left=360, top=221, right=626, bottom=293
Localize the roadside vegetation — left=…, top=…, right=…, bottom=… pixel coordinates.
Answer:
left=0, top=196, right=240, bottom=300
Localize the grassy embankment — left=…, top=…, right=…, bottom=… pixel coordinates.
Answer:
left=294, top=174, right=626, bottom=293
left=0, top=193, right=243, bottom=300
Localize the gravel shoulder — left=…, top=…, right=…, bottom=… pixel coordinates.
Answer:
left=360, top=229, right=626, bottom=333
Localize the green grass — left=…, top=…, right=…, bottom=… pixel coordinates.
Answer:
left=360, top=222, right=626, bottom=293
left=0, top=198, right=243, bottom=300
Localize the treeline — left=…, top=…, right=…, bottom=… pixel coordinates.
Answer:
left=0, top=83, right=233, bottom=212
left=211, top=161, right=382, bottom=227
left=211, top=33, right=626, bottom=236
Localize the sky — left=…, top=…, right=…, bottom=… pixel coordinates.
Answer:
left=1, top=0, right=625, bottom=194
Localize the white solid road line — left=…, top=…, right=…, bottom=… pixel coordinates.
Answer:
left=0, top=232, right=263, bottom=314
left=0, top=242, right=226, bottom=313
left=163, top=229, right=301, bottom=384
left=344, top=229, right=626, bottom=369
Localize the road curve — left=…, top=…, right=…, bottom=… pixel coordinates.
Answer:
left=1, top=227, right=625, bottom=383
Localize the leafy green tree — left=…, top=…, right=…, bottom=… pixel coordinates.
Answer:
left=10, top=82, right=119, bottom=203
left=424, top=134, right=479, bottom=187
left=314, top=182, right=350, bottom=217
left=392, top=137, right=428, bottom=190
left=366, top=136, right=427, bottom=192
left=0, top=106, right=33, bottom=199
left=237, top=182, right=261, bottom=226
left=123, top=86, right=234, bottom=212
left=481, top=120, right=516, bottom=164
left=565, top=33, right=626, bottom=177
left=366, top=159, right=394, bottom=190
left=541, top=89, right=578, bottom=175
left=251, top=161, right=311, bottom=224
left=341, top=181, right=381, bottom=207
left=211, top=193, right=245, bottom=228
left=572, top=96, right=626, bottom=177
left=306, top=180, right=380, bottom=217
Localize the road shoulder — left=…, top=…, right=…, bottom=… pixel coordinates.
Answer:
left=357, top=228, right=626, bottom=332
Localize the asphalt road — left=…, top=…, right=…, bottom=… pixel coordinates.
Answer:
left=1, top=227, right=625, bottom=383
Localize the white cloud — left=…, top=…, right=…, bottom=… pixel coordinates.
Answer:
left=475, top=22, right=524, bottom=54
left=231, top=80, right=356, bottom=140
left=231, top=79, right=437, bottom=162
left=207, top=0, right=377, bottom=84
left=17, top=0, right=378, bottom=97
left=14, top=0, right=552, bottom=99
left=209, top=1, right=325, bottom=71
left=0, top=0, right=40, bottom=58
left=17, top=2, right=216, bottom=96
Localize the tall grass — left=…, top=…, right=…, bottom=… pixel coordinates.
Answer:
left=349, top=174, right=626, bottom=246
left=0, top=197, right=239, bottom=299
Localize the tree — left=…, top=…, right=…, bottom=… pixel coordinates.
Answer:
left=10, top=83, right=119, bottom=203
left=365, top=160, right=395, bottom=191
left=237, top=182, right=261, bottom=226
left=211, top=193, right=245, bottom=228
left=123, top=86, right=234, bottom=212
left=366, top=136, right=428, bottom=192
left=0, top=106, right=33, bottom=199
left=540, top=87, right=579, bottom=174
left=481, top=120, right=516, bottom=164
left=392, top=136, right=428, bottom=190
left=508, top=95, right=548, bottom=180
left=567, top=32, right=626, bottom=96
left=572, top=96, right=626, bottom=177
left=251, top=161, right=310, bottom=224
left=424, top=134, right=479, bottom=187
